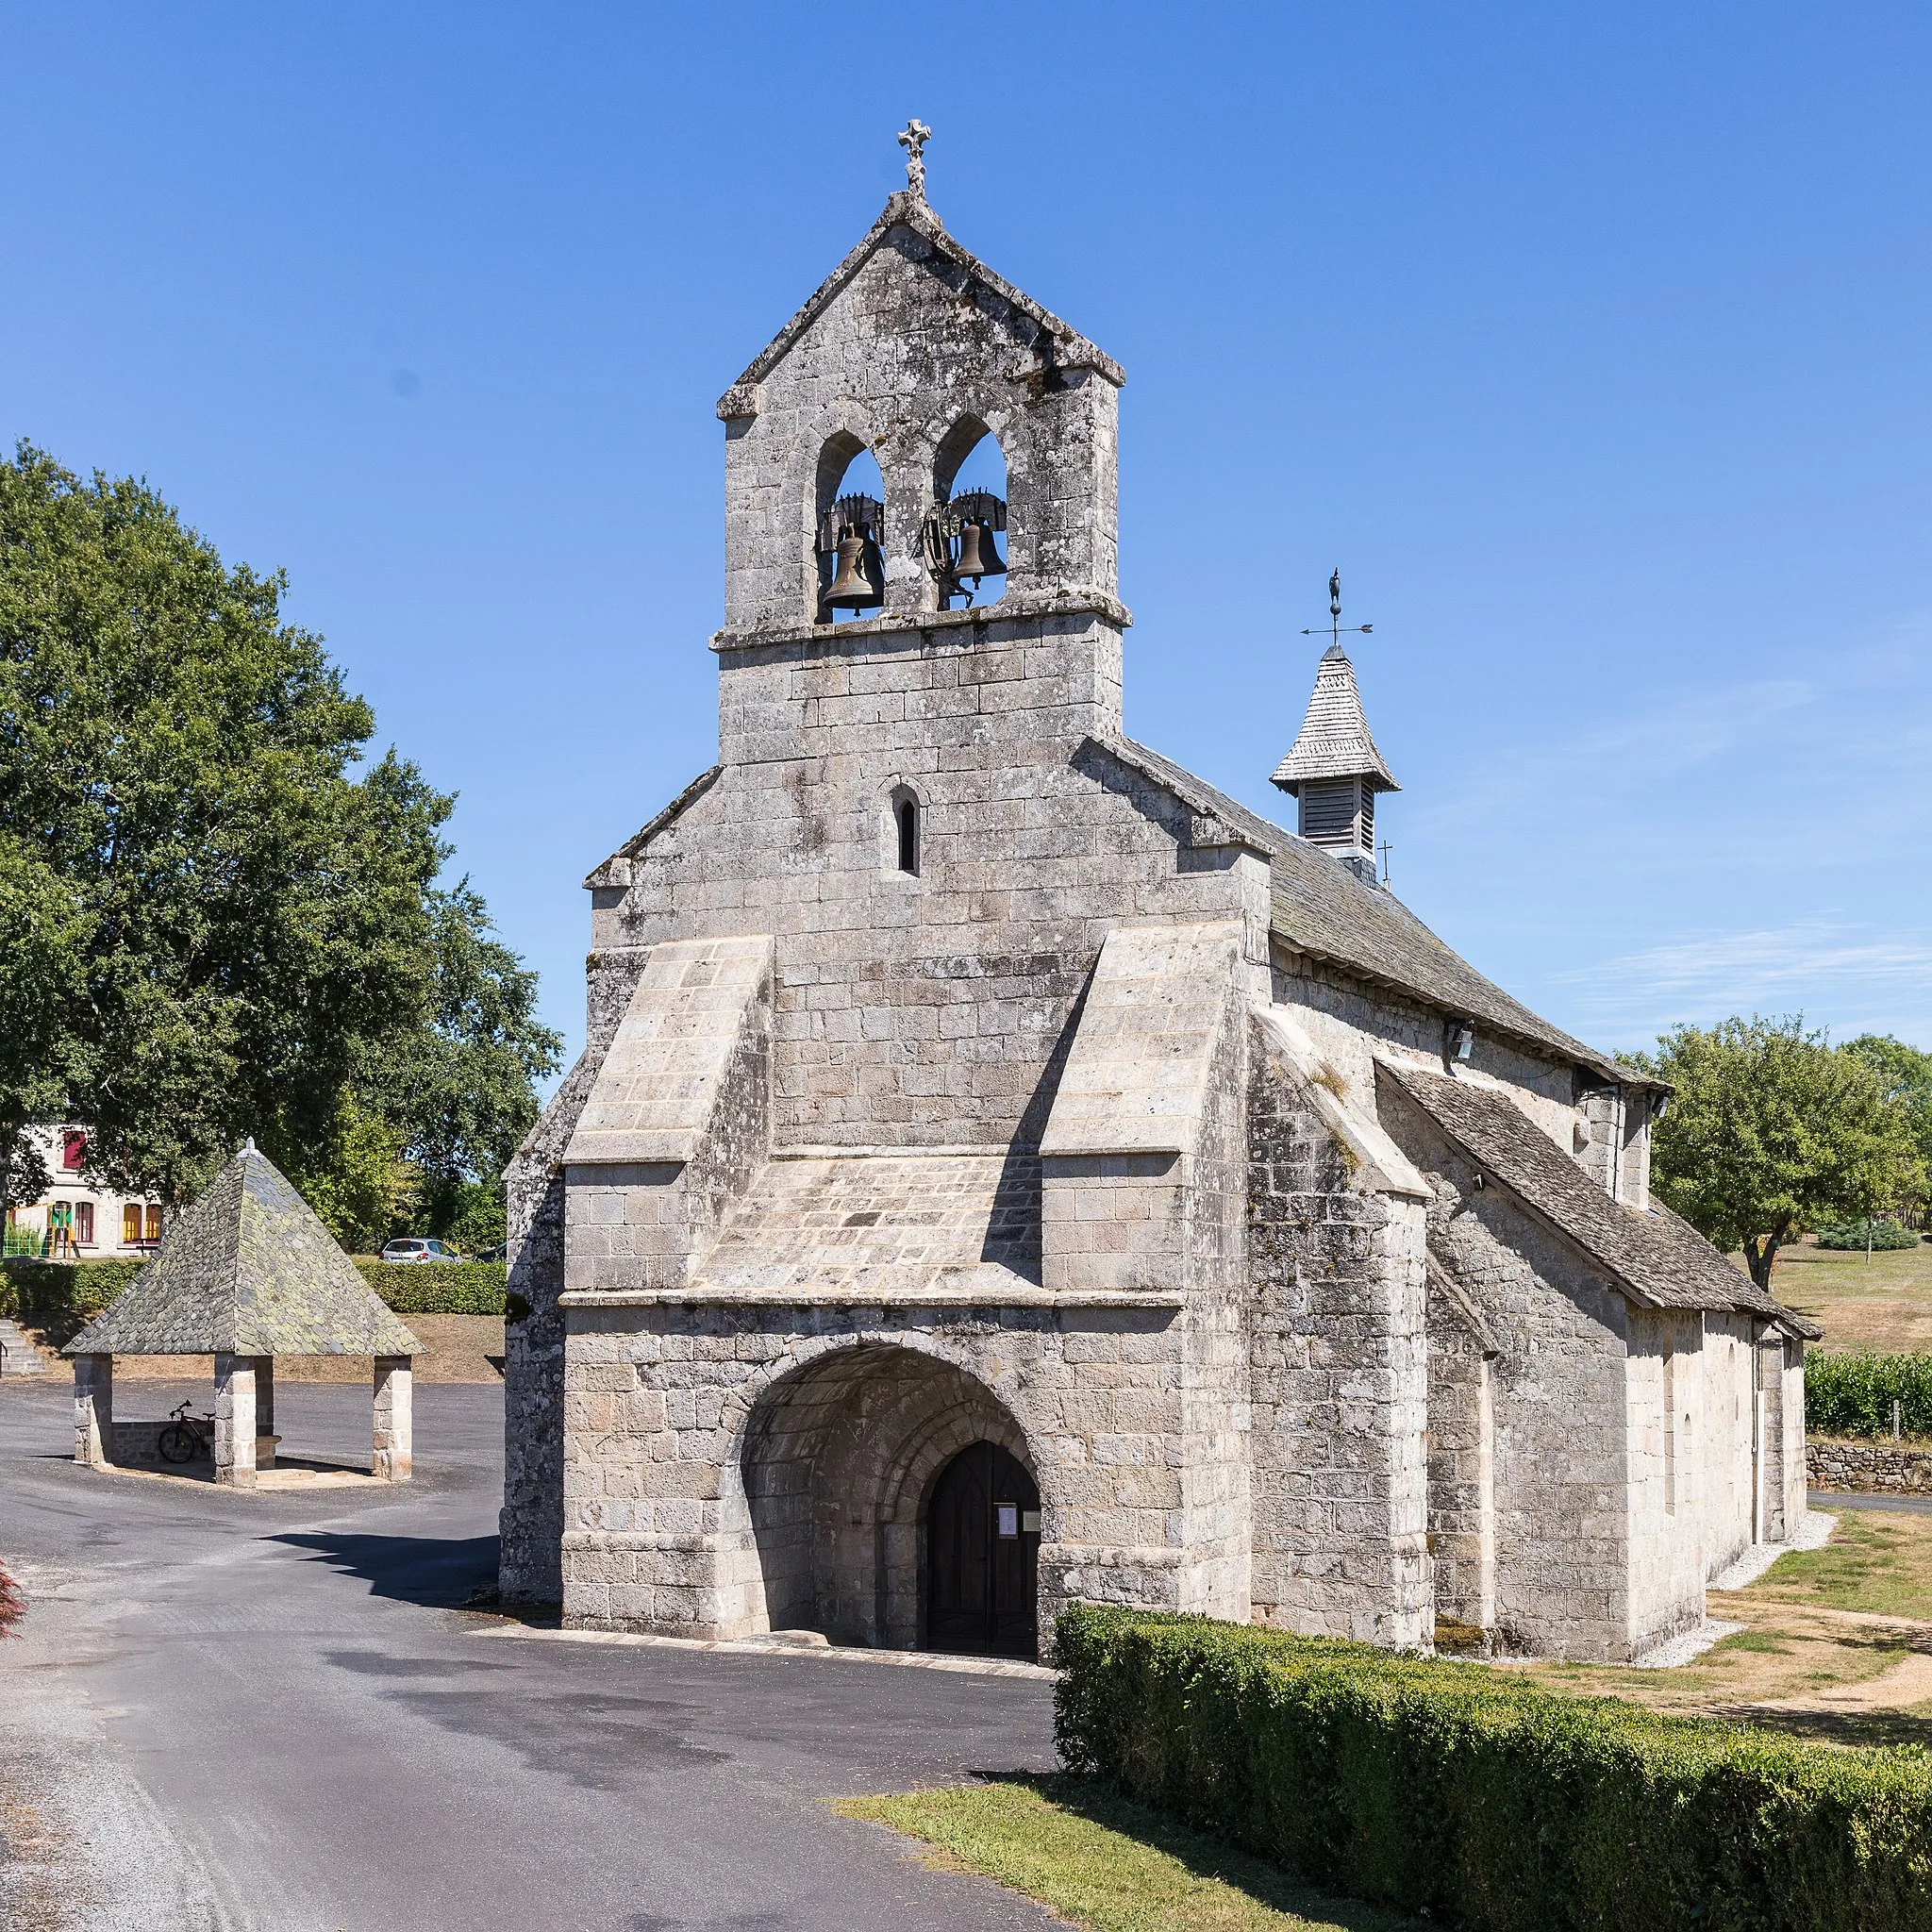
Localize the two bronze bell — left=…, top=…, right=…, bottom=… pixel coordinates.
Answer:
left=821, top=487, right=1008, bottom=616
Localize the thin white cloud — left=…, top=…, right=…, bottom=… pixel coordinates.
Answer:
left=1556, top=920, right=1932, bottom=1045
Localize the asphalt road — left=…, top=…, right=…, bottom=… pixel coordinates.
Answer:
left=0, top=1376, right=1062, bottom=1932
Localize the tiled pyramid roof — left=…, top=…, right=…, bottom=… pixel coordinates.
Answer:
left=1271, top=645, right=1398, bottom=794
left=65, top=1144, right=421, bottom=1357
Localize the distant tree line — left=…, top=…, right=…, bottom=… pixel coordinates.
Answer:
left=1637, top=1017, right=1931, bottom=1288
left=0, top=443, right=560, bottom=1253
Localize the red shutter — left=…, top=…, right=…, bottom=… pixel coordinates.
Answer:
left=62, top=1131, right=87, bottom=1171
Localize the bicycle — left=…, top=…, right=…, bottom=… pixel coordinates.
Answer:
left=158, top=1400, right=215, bottom=1464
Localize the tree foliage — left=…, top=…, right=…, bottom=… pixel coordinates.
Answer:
left=356, top=879, right=560, bottom=1234
left=1843, top=1034, right=1932, bottom=1220
left=0, top=443, right=555, bottom=1233
left=1637, top=1015, right=1926, bottom=1289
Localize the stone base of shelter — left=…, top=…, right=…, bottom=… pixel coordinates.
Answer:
left=71, top=1351, right=414, bottom=1487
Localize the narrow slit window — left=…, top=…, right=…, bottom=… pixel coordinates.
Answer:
left=897, top=797, right=919, bottom=874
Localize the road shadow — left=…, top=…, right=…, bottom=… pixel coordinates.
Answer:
left=270, top=1529, right=499, bottom=1609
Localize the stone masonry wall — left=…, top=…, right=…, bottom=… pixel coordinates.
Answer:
left=558, top=1303, right=1195, bottom=1655
left=1247, top=1024, right=1430, bottom=1648
left=1808, top=1437, right=1932, bottom=1491
left=1426, top=1284, right=1494, bottom=1648
left=1375, top=1073, right=1664, bottom=1660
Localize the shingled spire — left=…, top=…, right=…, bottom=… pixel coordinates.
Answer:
left=1272, top=642, right=1399, bottom=884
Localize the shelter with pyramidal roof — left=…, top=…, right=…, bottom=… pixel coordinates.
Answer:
left=498, top=128, right=1817, bottom=1662
left=68, top=1141, right=420, bottom=1487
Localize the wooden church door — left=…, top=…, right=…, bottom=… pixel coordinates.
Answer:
left=926, top=1441, right=1041, bottom=1658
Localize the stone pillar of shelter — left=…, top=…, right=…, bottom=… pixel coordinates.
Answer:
left=73, top=1354, right=112, bottom=1468
left=214, top=1353, right=258, bottom=1488
left=374, top=1357, right=412, bottom=1482
left=255, top=1356, right=278, bottom=1471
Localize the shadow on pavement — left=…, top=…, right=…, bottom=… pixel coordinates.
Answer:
left=271, top=1530, right=499, bottom=1608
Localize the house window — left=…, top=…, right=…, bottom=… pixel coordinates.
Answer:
left=123, top=1204, right=142, bottom=1245
left=75, top=1201, right=93, bottom=1245
left=62, top=1131, right=87, bottom=1171
left=145, top=1205, right=162, bottom=1242
left=898, top=797, right=919, bottom=874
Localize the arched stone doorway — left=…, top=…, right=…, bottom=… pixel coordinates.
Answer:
left=926, top=1441, right=1041, bottom=1658
left=738, top=1341, right=1037, bottom=1652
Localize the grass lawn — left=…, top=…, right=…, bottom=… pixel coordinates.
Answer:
left=837, top=1777, right=1421, bottom=1932
left=1770, top=1233, right=1932, bottom=1355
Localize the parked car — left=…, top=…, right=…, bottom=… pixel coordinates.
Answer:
left=473, top=1243, right=507, bottom=1263
left=380, top=1238, right=463, bottom=1264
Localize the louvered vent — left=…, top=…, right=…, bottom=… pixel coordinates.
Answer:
left=1300, top=779, right=1361, bottom=846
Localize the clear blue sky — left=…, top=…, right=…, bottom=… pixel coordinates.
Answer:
left=6, top=5, right=1929, bottom=1079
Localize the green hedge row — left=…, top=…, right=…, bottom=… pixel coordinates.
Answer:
left=350, top=1259, right=508, bottom=1316
left=1054, top=1606, right=1932, bottom=1932
left=0, top=1255, right=508, bottom=1322
left=0, top=1258, right=145, bottom=1320
left=1806, top=1350, right=1932, bottom=1438
left=1814, top=1219, right=1924, bottom=1250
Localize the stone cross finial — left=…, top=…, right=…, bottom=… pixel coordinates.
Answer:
left=898, top=120, right=932, bottom=199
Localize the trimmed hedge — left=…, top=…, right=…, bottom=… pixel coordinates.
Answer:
left=0, top=1255, right=507, bottom=1322
left=351, top=1259, right=508, bottom=1316
left=1815, top=1219, right=1922, bottom=1251
left=1054, top=1605, right=1932, bottom=1932
left=1806, top=1350, right=1932, bottom=1439
left=0, top=1258, right=146, bottom=1321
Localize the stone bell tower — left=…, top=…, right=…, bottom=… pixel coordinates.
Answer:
left=713, top=123, right=1126, bottom=647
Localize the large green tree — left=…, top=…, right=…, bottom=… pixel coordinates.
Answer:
left=1843, top=1034, right=1932, bottom=1222
left=1638, top=1015, right=1926, bottom=1289
left=0, top=442, right=549, bottom=1226
left=356, top=879, right=561, bottom=1246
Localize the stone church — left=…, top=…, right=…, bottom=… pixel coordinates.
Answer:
left=499, top=131, right=1816, bottom=1663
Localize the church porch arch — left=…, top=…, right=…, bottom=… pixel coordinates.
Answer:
left=736, top=1340, right=1039, bottom=1652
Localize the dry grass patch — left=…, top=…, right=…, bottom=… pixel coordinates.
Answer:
left=1515, top=1507, right=1932, bottom=1748
left=1772, top=1235, right=1932, bottom=1355
left=837, top=1776, right=1421, bottom=1932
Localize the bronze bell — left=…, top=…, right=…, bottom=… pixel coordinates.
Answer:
left=824, top=532, right=884, bottom=611
left=954, top=516, right=1006, bottom=583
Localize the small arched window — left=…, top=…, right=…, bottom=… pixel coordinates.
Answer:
left=885, top=782, right=923, bottom=877
left=897, top=796, right=919, bottom=874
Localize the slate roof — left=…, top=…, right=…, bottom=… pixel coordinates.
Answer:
left=1103, top=735, right=1650, bottom=1089
left=1379, top=1060, right=1819, bottom=1338
left=1271, top=645, right=1399, bottom=794
left=65, top=1144, right=422, bottom=1357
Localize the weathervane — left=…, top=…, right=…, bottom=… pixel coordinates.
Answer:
left=1301, top=569, right=1373, bottom=653
left=898, top=120, right=932, bottom=200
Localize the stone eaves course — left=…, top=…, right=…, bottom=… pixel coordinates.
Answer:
left=64, top=1144, right=421, bottom=1358
left=1378, top=1058, right=1819, bottom=1338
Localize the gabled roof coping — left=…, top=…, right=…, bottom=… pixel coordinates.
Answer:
left=717, top=192, right=1124, bottom=421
